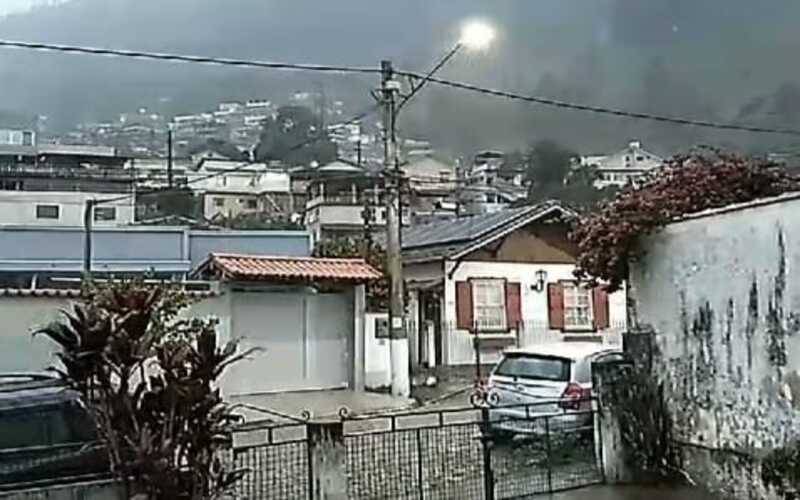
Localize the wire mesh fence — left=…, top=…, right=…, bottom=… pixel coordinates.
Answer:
left=225, top=400, right=603, bottom=499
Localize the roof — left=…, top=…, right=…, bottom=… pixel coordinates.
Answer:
left=194, top=253, right=383, bottom=283
left=502, top=342, right=620, bottom=361
left=0, top=374, right=78, bottom=413
left=402, top=201, right=576, bottom=263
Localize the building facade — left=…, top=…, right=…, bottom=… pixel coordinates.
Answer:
left=580, top=140, right=663, bottom=189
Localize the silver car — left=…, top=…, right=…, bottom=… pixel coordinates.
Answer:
left=487, top=343, right=624, bottom=438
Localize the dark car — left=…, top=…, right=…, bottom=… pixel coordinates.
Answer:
left=0, top=374, right=109, bottom=489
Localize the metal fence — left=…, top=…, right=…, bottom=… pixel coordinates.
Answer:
left=231, top=400, right=603, bottom=499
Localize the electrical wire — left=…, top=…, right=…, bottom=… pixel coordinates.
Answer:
left=399, top=72, right=800, bottom=137
left=0, top=39, right=796, bottom=136
left=0, top=40, right=383, bottom=75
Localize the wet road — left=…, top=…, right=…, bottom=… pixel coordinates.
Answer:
left=551, top=485, right=716, bottom=500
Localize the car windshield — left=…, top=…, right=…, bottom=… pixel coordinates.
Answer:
left=493, top=354, right=571, bottom=381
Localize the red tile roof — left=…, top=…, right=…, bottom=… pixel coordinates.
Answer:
left=196, top=253, right=383, bottom=283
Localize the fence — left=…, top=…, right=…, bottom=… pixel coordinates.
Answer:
left=231, top=400, right=604, bottom=499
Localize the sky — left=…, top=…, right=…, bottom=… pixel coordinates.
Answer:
left=0, top=0, right=39, bottom=16
left=0, top=0, right=798, bottom=155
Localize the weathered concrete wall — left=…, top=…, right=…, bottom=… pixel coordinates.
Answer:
left=629, top=196, right=800, bottom=497
left=0, top=479, right=122, bottom=500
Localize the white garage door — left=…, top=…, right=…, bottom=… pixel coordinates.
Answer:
left=224, top=289, right=352, bottom=395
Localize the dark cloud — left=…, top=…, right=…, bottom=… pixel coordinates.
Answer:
left=0, top=0, right=798, bottom=154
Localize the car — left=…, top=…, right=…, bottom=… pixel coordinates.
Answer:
left=0, top=373, right=108, bottom=489
left=486, top=343, right=625, bottom=439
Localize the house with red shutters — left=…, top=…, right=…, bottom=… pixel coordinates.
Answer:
left=402, top=201, right=626, bottom=368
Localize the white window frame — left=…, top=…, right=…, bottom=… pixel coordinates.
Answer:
left=563, top=282, right=594, bottom=332
left=471, top=278, right=507, bottom=333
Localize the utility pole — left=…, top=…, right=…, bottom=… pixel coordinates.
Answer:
left=167, top=128, right=174, bottom=189
left=381, top=60, right=410, bottom=397
left=83, top=199, right=95, bottom=275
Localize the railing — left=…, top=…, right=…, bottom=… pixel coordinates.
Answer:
left=229, top=400, right=603, bottom=499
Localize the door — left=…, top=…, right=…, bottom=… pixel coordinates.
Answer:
left=228, top=290, right=306, bottom=394
left=306, top=291, right=352, bottom=389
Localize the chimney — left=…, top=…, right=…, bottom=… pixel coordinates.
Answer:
left=629, top=140, right=641, bottom=150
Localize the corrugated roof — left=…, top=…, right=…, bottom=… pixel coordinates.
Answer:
left=402, top=202, right=576, bottom=263
left=196, top=253, right=383, bottom=282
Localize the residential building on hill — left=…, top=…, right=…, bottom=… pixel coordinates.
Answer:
left=580, top=140, right=663, bottom=189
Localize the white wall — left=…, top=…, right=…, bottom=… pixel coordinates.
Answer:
left=365, top=312, right=391, bottom=389
left=0, top=191, right=135, bottom=227
left=444, top=260, right=626, bottom=365
left=628, top=194, right=800, bottom=496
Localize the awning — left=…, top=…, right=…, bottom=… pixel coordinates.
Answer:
left=193, top=253, right=383, bottom=283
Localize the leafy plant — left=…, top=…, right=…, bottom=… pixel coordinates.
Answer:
left=313, top=237, right=388, bottom=312
left=36, top=279, right=255, bottom=499
left=571, top=149, right=800, bottom=292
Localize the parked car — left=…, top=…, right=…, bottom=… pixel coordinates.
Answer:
left=486, top=343, right=625, bottom=438
left=0, top=373, right=108, bottom=489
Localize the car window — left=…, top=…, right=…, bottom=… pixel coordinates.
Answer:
left=494, top=354, right=571, bottom=381
left=0, top=411, right=49, bottom=449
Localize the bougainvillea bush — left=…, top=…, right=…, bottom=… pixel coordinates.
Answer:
left=571, top=149, right=800, bottom=292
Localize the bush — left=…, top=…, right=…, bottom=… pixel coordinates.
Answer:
left=571, top=149, right=800, bottom=292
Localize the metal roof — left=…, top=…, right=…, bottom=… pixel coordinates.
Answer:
left=194, top=253, right=383, bottom=283
left=402, top=202, right=576, bottom=262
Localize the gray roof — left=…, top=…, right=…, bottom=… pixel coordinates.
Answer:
left=402, top=201, right=575, bottom=262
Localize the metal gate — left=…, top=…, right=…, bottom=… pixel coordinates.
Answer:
left=231, top=399, right=603, bottom=499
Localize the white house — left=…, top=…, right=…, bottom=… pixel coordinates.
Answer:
left=0, top=191, right=135, bottom=226
left=401, top=202, right=626, bottom=367
left=581, top=140, right=663, bottom=189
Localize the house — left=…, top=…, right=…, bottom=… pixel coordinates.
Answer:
left=192, top=253, right=381, bottom=394
left=294, top=159, right=409, bottom=242
left=459, top=150, right=527, bottom=215
left=404, top=156, right=459, bottom=225
left=189, top=159, right=294, bottom=221
left=0, top=226, right=314, bottom=388
left=581, top=140, right=663, bottom=189
left=0, top=191, right=135, bottom=226
left=401, top=202, right=626, bottom=367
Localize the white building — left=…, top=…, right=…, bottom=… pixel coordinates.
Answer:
left=581, top=141, right=663, bottom=189
left=0, top=191, right=135, bottom=226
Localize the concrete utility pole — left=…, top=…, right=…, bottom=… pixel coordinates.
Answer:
left=83, top=198, right=95, bottom=275
left=381, top=60, right=410, bottom=398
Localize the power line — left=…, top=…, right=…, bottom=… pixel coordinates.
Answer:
left=402, top=72, right=800, bottom=137
left=0, top=40, right=383, bottom=75
left=2, top=39, right=797, bottom=136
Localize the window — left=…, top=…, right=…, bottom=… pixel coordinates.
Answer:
left=246, top=199, right=257, bottom=209
left=494, top=354, right=571, bottom=382
left=472, top=279, right=507, bottom=331
left=563, top=283, right=594, bottom=330
left=93, top=207, right=116, bottom=221
left=214, top=197, right=225, bottom=208
left=36, top=205, right=59, bottom=220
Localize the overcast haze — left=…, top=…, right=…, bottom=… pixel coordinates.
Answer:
left=0, top=0, right=798, bottom=155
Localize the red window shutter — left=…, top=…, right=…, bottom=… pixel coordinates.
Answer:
left=505, top=282, right=522, bottom=329
left=548, top=283, right=565, bottom=330
left=593, top=286, right=610, bottom=330
left=456, top=281, right=474, bottom=331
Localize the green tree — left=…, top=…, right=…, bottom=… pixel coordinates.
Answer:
left=313, top=237, right=387, bottom=312
left=255, top=105, right=337, bottom=166
left=35, top=279, right=254, bottom=499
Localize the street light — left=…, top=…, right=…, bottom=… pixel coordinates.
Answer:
left=460, top=20, right=496, bottom=51
left=382, top=20, right=496, bottom=397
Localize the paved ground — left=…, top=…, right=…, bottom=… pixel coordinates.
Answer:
left=230, top=389, right=416, bottom=424
left=549, top=485, right=717, bottom=499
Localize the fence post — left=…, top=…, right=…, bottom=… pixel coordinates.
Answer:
left=308, top=421, right=347, bottom=500
left=480, top=407, right=495, bottom=500
left=545, top=415, right=553, bottom=494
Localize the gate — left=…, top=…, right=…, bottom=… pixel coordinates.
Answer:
left=231, top=399, right=603, bottom=499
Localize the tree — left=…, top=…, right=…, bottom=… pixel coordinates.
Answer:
left=526, top=139, right=576, bottom=195
left=215, top=212, right=303, bottom=230
left=254, top=105, right=337, bottom=166
left=313, top=237, right=387, bottom=312
left=571, top=149, right=799, bottom=292
left=35, top=279, right=254, bottom=499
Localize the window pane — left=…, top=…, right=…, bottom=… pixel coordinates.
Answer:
left=494, top=355, right=571, bottom=382
left=93, top=207, right=116, bottom=221
left=36, top=205, right=59, bottom=219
